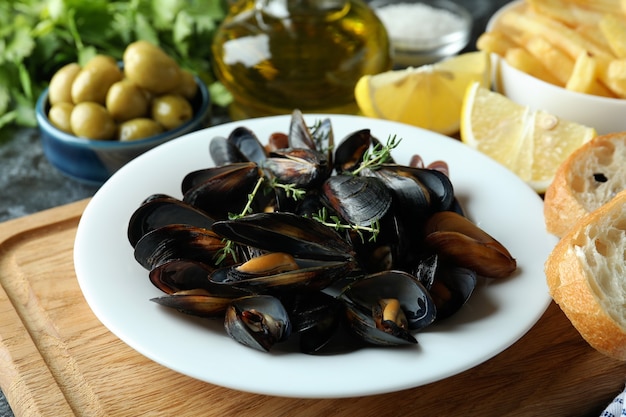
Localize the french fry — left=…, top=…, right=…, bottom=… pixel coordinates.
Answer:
left=567, top=0, right=623, bottom=14
left=522, top=36, right=573, bottom=85
left=483, top=0, right=626, bottom=99
left=566, top=51, right=597, bottom=93
left=504, top=47, right=561, bottom=85
left=599, top=14, right=626, bottom=58
left=565, top=51, right=615, bottom=98
left=476, top=32, right=517, bottom=57
left=576, top=24, right=612, bottom=53
left=527, top=0, right=603, bottom=27
left=596, top=57, right=626, bottom=97
left=499, top=10, right=612, bottom=61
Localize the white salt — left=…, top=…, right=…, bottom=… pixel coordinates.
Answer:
left=375, top=3, right=465, bottom=42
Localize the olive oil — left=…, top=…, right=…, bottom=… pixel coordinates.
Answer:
left=212, top=0, right=391, bottom=119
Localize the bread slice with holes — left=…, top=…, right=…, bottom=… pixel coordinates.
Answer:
left=544, top=132, right=626, bottom=237
left=545, top=189, right=626, bottom=360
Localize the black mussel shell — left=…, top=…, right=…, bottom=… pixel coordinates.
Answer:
left=134, top=224, right=226, bottom=271
left=321, top=174, right=392, bottom=227
left=227, top=126, right=268, bottom=164
left=430, top=265, right=476, bottom=320
left=128, top=195, right=215, bottom=247
left=288, top=109, right=316, bottom=150
left=224, top=295, right=292, bottom=352
left=342, top=270, right=436, bottom=336
left=209, top=136, right=246, bottom=166
left=262, top=148, right=331, bottom=189
left=212, top=212, right=355, bottom=261
left=333, top=129, right=372, bottom=174
left=182, top=162, right=264, bottom=220
left=211, top=257, right=355, bottom=293
left=149, top=259, right=216, bottom=294
left=151, top=288, right=245, bottom=318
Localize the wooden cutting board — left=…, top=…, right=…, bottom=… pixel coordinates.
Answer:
left=0, top=199, right=624, bottom=417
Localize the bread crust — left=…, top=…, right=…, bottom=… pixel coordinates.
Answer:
left=545, top=190, right=626, bottom=360
left=544, top=132, right=626, bottom=237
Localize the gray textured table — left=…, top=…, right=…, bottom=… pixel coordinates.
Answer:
left=0, top=1, right=510, bottom=414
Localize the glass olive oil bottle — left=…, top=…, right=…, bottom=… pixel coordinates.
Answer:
left=212, top=0, right=391, bottom=119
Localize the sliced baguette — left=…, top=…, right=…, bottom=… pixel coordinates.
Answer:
left=545, top=189, right=626, bottom=361
left=544, top=132, right=626, bottom=237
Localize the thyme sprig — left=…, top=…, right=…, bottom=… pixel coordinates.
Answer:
left=312, top=207, right=381, bottom=243
left=214, top=176, right=266, bottom=265
left=270, top=178, right=307, bottom=201
left=352, top=134, right=402, bottom=176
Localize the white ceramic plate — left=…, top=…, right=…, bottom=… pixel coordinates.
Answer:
left=74, top=114, right=557, bottom=399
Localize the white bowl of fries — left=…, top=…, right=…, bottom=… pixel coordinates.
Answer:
left=480, top=0, right=626, bottom=135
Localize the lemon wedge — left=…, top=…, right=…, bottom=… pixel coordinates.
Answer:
left=354, top=51, right=490, bottom=135
left=460, top=81, right=597, bottom=193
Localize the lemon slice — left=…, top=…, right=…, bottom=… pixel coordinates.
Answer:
left=460, top=81, right=597, bottom=193
left=354, top=51, right=490, bottom=135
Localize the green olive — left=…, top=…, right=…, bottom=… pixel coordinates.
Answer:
left=151, top=94, right=193, bottom=130
left=123, top=40, right=182, bottom=94
left=172, top=69, right=198, bottom=100
left=106, top=79, right=149, bottom=122
left=48, top=102, right=75, bottom=133
left=71, top=55, right=123, bottom=104
left=70, top=102, right=116, bottom=140
left=117, top=118, right=164, bottom=141
left=48, top=63, right=81, bottom=105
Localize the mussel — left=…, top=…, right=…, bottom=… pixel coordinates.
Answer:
left=341, top=270, right=436, bottom=346
left=182, top=162, right=265, bottom=220
left=224, top=295, right=291, bottom=352
left=212, top=212, right=355, bottom=262
left=127, top=194, right=215, bottom=248
left=151, top=287, right=249, bottom=318
left=134, top=224, right=227, bottom=270
left=424, top=211, right=516, bottom=279
left=262, top=147, right=331, bottom=188
left=210, top=252, right=354, bottom=293
left=321, top=174, right=392, bottom=227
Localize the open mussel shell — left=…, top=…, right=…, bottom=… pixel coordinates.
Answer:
left=209, top=136, right=246, bottom=166
left=310, top=117, right=334, bottom=166
left=209, top=126, right=268, bottom=166
left=333, top=129, right=372, bottom=173
left=224, top=295, right=292, bottom=352
left=226, top=126, right=268, bottom=164
left=341, top=270, right=436, bottom=346
left=261, top=147, right=331, bottom=188
left=151, top=288, right=248, bottom=318
left=424, top=211, right=516, bottom=279
left=211, top=256, right=355, bottom=293
left=127, top=194, right=215, bottom=248
left=149, top=259, right=215, bottom=293
left=410, top=253, right=476, bottom=320
left=321, top=174, right=392, bottom=227
left=134, top=224, right=226, bottom=271
left=288, top=109, right=317, bottom=150
left=430, top=265, right=476, bottom=320
left=181, top=162, right=265, bottom=220
left=212, top=212, right=355, bottom=262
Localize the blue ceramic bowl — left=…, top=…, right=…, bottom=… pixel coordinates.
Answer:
left=36, top=76, right=211, bottom=186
